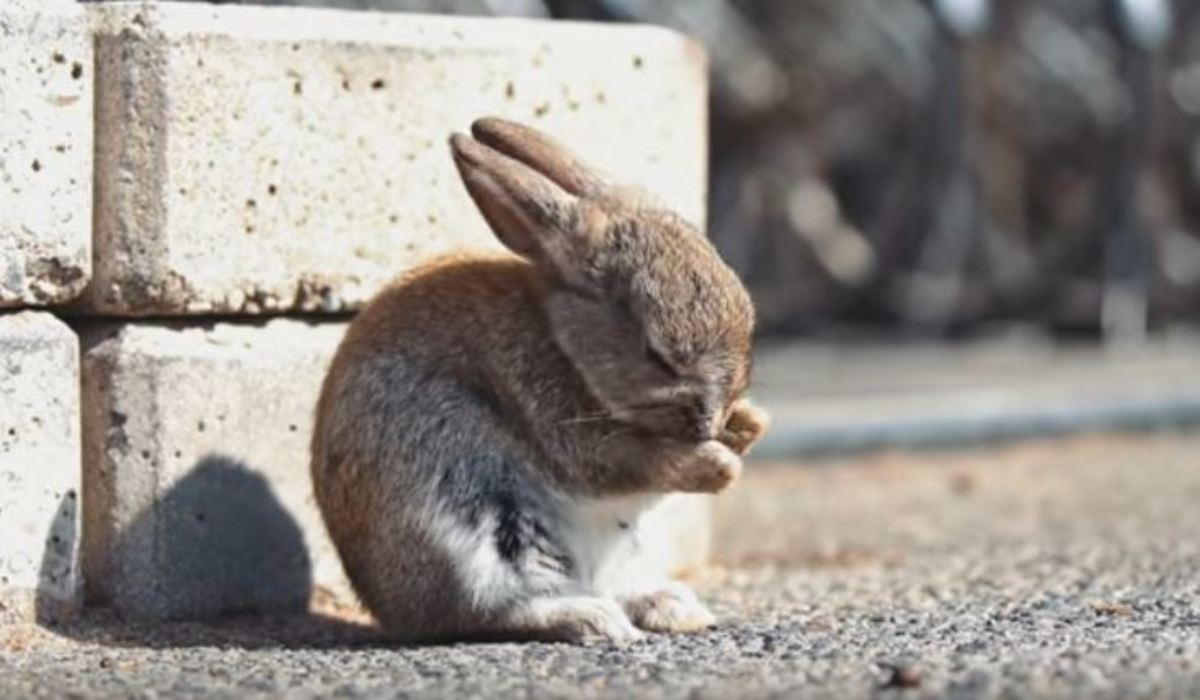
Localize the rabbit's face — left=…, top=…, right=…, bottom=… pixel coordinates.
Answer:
left=450, top=117, right=755, bottom=442
left=545, top=207, right=754, bottom=442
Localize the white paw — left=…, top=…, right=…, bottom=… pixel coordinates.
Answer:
left=686, top=441, right=743, bottom=493
left=519, top=596, right=645, bottom=646
left=721, top=398, right=770, bottom=455
left=622, top=582, right=716, bottom=634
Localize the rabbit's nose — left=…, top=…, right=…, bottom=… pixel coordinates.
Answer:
left=696, top=393, right=726, bottom=440
left=689, top=422, right=717, bottom=442
left=691, top=410, right=722, bottom=441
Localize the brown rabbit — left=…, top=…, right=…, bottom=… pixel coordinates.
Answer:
left=311, top=117, right=768, bottom=644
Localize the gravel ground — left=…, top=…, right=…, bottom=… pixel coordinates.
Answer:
left=3, top=433, right=1199, bottom=699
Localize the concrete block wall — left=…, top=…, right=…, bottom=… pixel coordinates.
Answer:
left=0, top=0, right=90, bottom=624
left=0, top=313, right=82, bottom=624
left=2, top=0, right=712, bottom=624
left=0, top=0, right=92, bottom=307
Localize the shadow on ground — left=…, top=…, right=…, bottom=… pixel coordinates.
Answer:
left=42, top=608, right=382, bottom=651
left=38, top=453, right=382, bottom=650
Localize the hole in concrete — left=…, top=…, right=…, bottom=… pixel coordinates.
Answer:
left=197, top=420, right=206, bottom=432
left=534, top=103, right=550, bottom=117
left=505, top=81, right=515, bottom=99
left=245, top=224, right=255, bottom=234
left=31, top=159, right=41, bottom=172
left=371, top=78, right=385, bottom=90
left=293, top=80, right=303, bottom=96
left=140, top=450, right=151, bottom=460
left=596, top=91, right=607, bottom=104
left=633, top=55, right=644, bottom=69
left=246, top=199, right=257, bottom=209
left=288, top=424, right=298, bottom=433
left=388, top=214, right=398, bottom=224
left=174, top=450, right=182, bottom=459
left=71, top=63, right=83, bottom=80
left=268, top=184, right=278, bottom=196
left=427, top=214, right=438, bottom=225
left=7, top=428, right=16, bottom=437
left=341, top=78, right=351, bottom=91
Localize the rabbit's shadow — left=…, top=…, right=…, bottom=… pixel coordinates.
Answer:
left=45, top=607, right=383, bottom=651
left=38, top=453, right=382, bottom=650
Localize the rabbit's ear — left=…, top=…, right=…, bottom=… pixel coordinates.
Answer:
left=450, top=133, right=580, bottom=261
left=470, top=117, right=606, bottom=196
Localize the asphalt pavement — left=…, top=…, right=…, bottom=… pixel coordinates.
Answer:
left=3, top=433, right=1199, bottom=699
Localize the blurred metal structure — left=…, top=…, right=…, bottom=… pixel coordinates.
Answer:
left=888, top=0, right=993, bottom=332
left=1095, top=0, right=1172, bottom=341
left=931, top=0, right=990, bottom=37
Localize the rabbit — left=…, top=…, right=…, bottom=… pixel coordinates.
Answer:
left=310, top=117, right=769, bottom=644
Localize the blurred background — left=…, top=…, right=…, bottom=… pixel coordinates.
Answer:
left=5, top=3, right=1197, bottom=688
left=200, top=0, right=1200, bottom=343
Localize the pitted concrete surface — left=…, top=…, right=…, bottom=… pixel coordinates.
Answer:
left=84, top=3, right=707, bottom=315
left=3, top=433, right=1199, bottom=699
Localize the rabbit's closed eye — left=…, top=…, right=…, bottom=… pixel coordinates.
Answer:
left=644, top=344, right=677, bottom=377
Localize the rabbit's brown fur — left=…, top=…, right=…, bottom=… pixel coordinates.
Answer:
left=311, top=117, right=767, bottom=644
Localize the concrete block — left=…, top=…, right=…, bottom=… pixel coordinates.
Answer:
left=84, top=3, right=708, bottom=315
left=0, top=0, right=93, bottom=307
left=0, top=312, right=82, bottom=625
left=81, top=319, right=712, bottom=621
left=81, top=320, right=351, bottom=621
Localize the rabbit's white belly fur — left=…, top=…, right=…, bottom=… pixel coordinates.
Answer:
left=562, top=493, right=665, bottom=594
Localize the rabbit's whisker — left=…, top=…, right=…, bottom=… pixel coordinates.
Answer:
left=558, top=413, right=614, bottom=425
left=598, top=424, right=635, bottom=446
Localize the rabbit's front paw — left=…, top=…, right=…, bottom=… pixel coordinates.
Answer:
left=720, top=399, right=770, bottom=455
left=512, top=596, right=645, bottom=646
left=674, top=440, right=742, bottom=493
left=622, top=582, right=716, bottom=634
